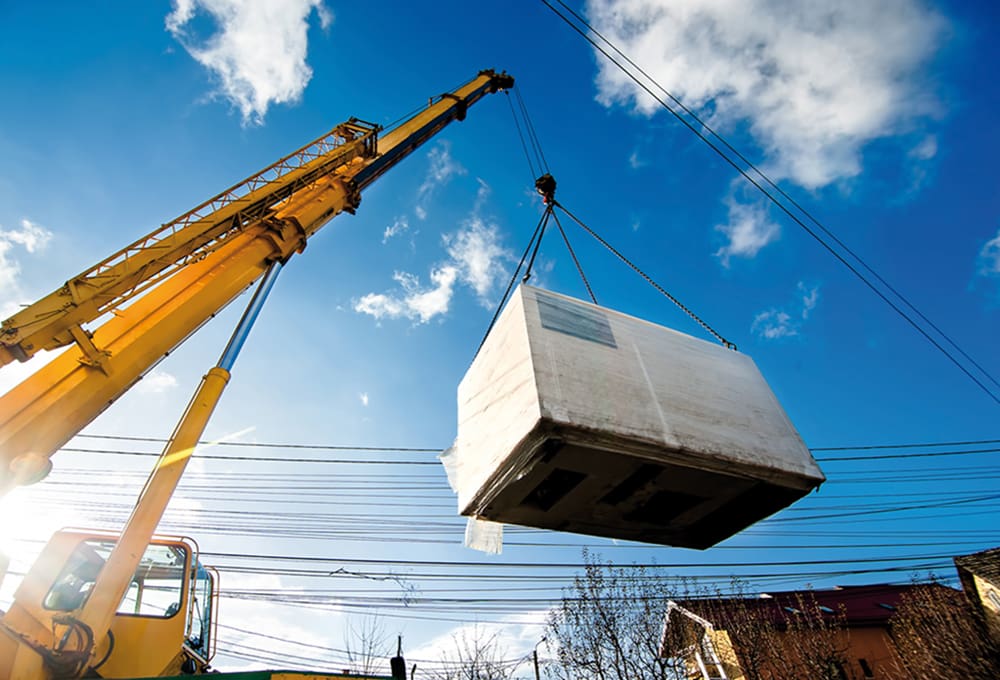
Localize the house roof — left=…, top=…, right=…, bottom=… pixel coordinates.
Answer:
left=685, top=583, right=960, bottom=628
left=955, top=547, right=1000, bottom=589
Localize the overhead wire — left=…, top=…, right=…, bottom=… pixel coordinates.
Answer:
left=537, top=0, right=1000, bottom=406
left=8, top=431, right=995, bottom=624
left=25, top=476, right=993, bottom=508
left=57, top=447, right=438, bottom=465
left=541, top=0, right=999, bottom=394
left=70, top=432, right=1000, bottom=457
left=75, top=432, right=439, bottom=452
left=53, top=442, right=1000, bottom=466
left=817, top=446, right=1000, bottom=462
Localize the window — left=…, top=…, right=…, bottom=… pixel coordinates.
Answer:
left=186, top=564, right=214, bottom=657
left=44, top=539, right=188, bottom=618
left=119, top=543, right=187, bottom=617
left=829, top=661, right=849, bottom=680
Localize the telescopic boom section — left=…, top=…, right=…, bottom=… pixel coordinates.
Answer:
left=0, top=69, right=513, bottom=496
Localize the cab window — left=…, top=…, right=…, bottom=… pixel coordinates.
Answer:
left=186, top=564, right=214, bottom=656
left=43, top=539, right=188, bottom=618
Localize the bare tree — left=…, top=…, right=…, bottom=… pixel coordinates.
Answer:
left=889, top=583, right=1000, bottom=680
left=342, top=615, right=392, bottom=677
left=778, top=595, right=851, bottom=680
left=546, top=554, right=854, bottom=680
left=544, top=551, right=692, bottom=679
left=694, top=581, right=789, bottom=680
left=430, top=625, right=518, bottom=680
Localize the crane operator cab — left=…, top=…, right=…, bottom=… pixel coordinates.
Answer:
left=0, top=530, right=218, bottom=677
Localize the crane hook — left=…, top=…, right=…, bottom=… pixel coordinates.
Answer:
left=535, top=173, right=556, bottom=204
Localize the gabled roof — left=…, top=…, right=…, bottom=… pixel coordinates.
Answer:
left=955, top=546, right=1000, bottom=589
left=685, top=583, right=960, bottom=628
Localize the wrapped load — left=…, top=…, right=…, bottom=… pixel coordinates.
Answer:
left=445, top=285, right=824, bottom=550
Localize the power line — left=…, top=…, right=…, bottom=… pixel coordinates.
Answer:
left=203, top=550, right=962, bottom=571
left=56, top=442, right=1000, bottom=466
left=818, top=446, right=1000, bottom=462
left=537, top=0, right=1000, bottom=406
left=75, top=432, right=439, bottom=452
left=71, top=433, right=1000, bottom=461
left=58, top=447, right=438, bottom=465
left=812, top=438, right=1000, bottom=451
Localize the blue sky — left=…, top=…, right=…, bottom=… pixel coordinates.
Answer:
left=1, top=0, right=999, bottom=674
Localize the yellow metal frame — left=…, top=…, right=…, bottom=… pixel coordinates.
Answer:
left=0, top=69, right=513, bottom=680
left=0, top=70, right=513, bottom=499
left=0, top=531, right=202, bottom=679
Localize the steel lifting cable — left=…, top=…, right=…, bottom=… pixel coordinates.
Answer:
left=555, top=200, right=737, bottom=350
left=483, top=86, right=565, bottom=355
left=506, top=91, right=539, bottom=179
left=550, top=209, right=598, bottom=304
left=475, top=205, right=554, bottom=356
left=522, top=206, right=552, bottom=282
left=514, top=85, right=550, bottom=175
left=500, top=81, right=734, bottom=349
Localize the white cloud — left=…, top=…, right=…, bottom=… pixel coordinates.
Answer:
left=354, top=219, right=511, bottom=324
left=2, top=218, right=51, bottom=254
left=415, top=142, right=466, bottom=220
left=1, top=219, right=53, bottom=315
left=910, top=135, right=938, bottom=161
left=715, top=194, right=780, bottom=266
left=445, top=217, right=509, bottom=301
left=137, top=368, right=179, bottom=394
left=587, top=0, right=946, bottom=190
left=979, top=229, right=1000, bottom=277
left=752, top=310, right=797, bottom=339
left=799, top=281, right=820, bottom=318
left=473, top=178, right=492, bottom=210
left=752, top=281, right=820, bottom=340
left=903, top=134, right=939, bottom=194
left=382, top=216, right=409, bottom=243
left=354, top=266, right=459, bottom=324
left=166, top=0, right=331, bottom=125
left=359, top=392, right=369, bottom=407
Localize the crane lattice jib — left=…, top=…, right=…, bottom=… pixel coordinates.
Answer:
left=0, top=69, right=513, bottom=496
left=0, top=120, right=378, bottom=365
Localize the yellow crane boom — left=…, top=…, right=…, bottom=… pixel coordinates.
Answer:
left=1, top=69, right=512, bottom=680
left=0, top=69, right=514, bottom=497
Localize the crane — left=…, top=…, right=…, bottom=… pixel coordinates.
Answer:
left=0, top=69, right=513, bottom=680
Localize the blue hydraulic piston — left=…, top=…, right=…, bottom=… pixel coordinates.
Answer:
left=217, top=261, right=283, bottom=371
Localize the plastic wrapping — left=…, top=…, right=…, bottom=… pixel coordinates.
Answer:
left=446, top=286, right=824, bottom=550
